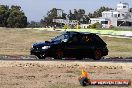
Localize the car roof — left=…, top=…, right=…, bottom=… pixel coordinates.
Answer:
left=65, top=31, right=96, bottom=35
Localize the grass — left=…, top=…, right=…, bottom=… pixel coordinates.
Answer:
left=97, top=28, right=132, bottom=31
left=0, top=28, right=60, bottom=55
left=0, top=28, right=132, bottom=57
left=101, top=36, right=132, bottom=57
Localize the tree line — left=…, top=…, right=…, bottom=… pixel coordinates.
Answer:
left=0, top=5, right=27, bottom=28
left=37, top=7, right=112, bottom=28
left=0, top=4, right=112, bottom=28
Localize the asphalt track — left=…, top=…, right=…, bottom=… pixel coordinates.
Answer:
left=0, top=55, right=132, bottom=63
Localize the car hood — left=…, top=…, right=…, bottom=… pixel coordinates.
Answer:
left=33, top=41, right=60, bottom=47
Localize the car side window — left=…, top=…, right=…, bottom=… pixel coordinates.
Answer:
left=72, top=36, right=78, bottom=42
left=68, top=35, right=80, bottom=44
left=82, top=35, right=93, bottom=44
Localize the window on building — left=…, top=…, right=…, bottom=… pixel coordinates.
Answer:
left=122, top=14, right=125, bottom=16
left=123, top=6, right=126, bottom=8
left=118, top=14, right=120, bottom=17
left=101, top=21, right=108, bottom=24
left=114, top=14, right=117, bottom=17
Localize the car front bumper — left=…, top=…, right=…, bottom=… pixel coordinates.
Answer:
left=30, top=48, right=53, bottom=57
left=30, top=48, right=47, bottom=55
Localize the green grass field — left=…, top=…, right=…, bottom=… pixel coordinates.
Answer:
left=0, top=28, right=132, bottom=57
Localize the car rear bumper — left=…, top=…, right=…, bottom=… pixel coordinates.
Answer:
left=101, top=49, right=109, bottom=56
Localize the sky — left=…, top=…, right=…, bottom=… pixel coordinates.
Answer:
left=0, top=0, right=132, bottom=22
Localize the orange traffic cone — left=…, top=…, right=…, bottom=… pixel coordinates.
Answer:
left=78, top=67, right=91, bottom=86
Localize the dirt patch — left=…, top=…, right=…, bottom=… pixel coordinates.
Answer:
left=0, top=61, right=132, bottom=88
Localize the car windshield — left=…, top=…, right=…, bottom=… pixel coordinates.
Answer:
left=51, top=33, right=69, bottom=42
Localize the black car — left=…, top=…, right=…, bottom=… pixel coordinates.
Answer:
left=30, top=31, right=108, bottom=60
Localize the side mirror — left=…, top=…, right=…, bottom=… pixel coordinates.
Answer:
left=45, top=41, right=50, bottom=43
left=62, top=39, right=68, bottom=43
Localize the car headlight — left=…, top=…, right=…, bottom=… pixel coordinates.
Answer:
left=42, top=46, right=50, bottom=49
left=31, top=45, right=33, bottom=48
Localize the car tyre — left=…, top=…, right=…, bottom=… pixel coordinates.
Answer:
left=54, top=49, right=63, bottom=59
left=36, top=54, right=46, bottom=59
left=93, top=49, right=102, bottom=60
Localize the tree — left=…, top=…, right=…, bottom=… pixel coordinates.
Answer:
left=7, top=5, right=27, bottom=28
left=74, top=9, right=78, bottom=20
left=27, top=21, right=41, bottom=28
left=42, top=7, right=112, bottom=28
left=67, top=9, right=90, bottom=24
left=89, top=22, right=102, bottom=28
left=39, top=19, right=45, bottom=27
left=43, top=8, right=66, bottom=27
left=67, top=10, right=75, bottom=20
left=77, top=9, right=85, bottom=21
left=88, top=6, right=113, bottom=18
left=0, top=5, right=27, bottom=28
left=0, top=5, right=10, bottom=27
left=44, top=8, right=58, bottom=27
left=81, top=15, right=90, bottom=24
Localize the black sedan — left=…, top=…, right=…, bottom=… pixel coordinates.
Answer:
left=30, top=31, right=108, bottom=60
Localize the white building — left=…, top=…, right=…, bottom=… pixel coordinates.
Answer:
left=56, top=9, right=63, bottom=17
left=117, top=3, right=129, bottom=12
left=90, top=18, right=111, bottom=28
left=90, top=2, right=132, bottom=28
left=53, top=19, right=78, bottom=25
left=80, top=24, right=90, bottom=29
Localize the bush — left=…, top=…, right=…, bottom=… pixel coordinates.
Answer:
left=63, top=24, right=68, bottom=29
left=75, top=25, right=81, bottom=29
left=90, top=22, right=102, bottom=29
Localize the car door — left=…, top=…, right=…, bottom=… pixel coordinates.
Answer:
left=63, top=34, right=81, bottom=57
left=79, top=35, right=95, bottom=57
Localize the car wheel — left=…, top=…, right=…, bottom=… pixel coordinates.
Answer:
left=93, top=49, right=102, bottom=60
left=54, top=49, right=63, bottom=59
left=36, top=54, right=46, bottom=59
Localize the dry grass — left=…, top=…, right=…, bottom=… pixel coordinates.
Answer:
left=101, top=36, right=132, bottom=57
left=0, top=28, right=60, bottom=55
left=0, top=28, right=132, bottom=57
